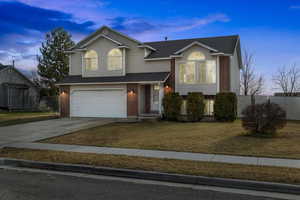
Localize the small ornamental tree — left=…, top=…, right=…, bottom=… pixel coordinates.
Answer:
left=186, top=92, right=204, bottom=122
left=242, top=101, right=287, bottom=137
left=162, top=92, right=183, bottom=121
left=214, top=92, right=237, bottom=121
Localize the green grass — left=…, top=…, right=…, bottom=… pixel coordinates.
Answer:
left=42, top=120, right=300, bottom=159
left=0, top=112, right=58, bottom=127
left=1, top=148, right=300, bottom=185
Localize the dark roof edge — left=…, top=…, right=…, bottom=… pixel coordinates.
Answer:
left=144, top=34, right=240, bottom=44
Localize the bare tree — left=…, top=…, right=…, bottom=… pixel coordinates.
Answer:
left=240, top=50, right=265, bottom=96
left=272, top=63, right=300, bottom=96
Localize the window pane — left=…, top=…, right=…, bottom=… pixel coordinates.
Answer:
left=198, top=63, right=206, bottom=83
left=153, top=85, right=159, bottom=104
left=85, top=50, right=98, bottom=71
left=179, top=62, right=196, bottom=84
left=108, top=48, right=122, bottom=71
left=204, top=99, right=214, bottom=116
left=188, top=51, right=205, bottom=61
left=206, top=60, right=216, bottom=83
left=179, top=64, right=185, bottom=84
left=185, top=62, right=196, bottom=83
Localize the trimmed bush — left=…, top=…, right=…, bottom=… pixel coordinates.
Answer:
left=242, top=101, right=286, bottom=137
left=214, top=92, right=237, bottom=121
left=162, top=92, right=183, bottom=121
left=186, top=92, right=204, bottom=122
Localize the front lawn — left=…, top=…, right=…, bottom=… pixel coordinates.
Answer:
left=1, top=148, right=300, bottom=185
left=0, top=112, right=58, bottom=127
left=42, top=120, right=300, bottom=159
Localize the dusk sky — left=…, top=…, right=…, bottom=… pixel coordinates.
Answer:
left=0, top=0, right=300, bottom=94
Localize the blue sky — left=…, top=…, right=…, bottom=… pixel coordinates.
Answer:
left=0, top=0, right=300, bottom=93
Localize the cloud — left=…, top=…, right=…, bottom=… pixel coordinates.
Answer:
left=108, top=14, right=230, bottom=38
left=109, top=17, right=157, bottom=34
left=0, top=1, right=95, bottom=36
left=290, top=5, right=300, bottom=9
left=0, top=1, right=96, bottom=70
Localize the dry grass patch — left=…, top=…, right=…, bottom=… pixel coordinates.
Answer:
left=0, top=112, right=58, bottom=127
left=0, top=148, right=300, bottom=185
left=42, top=120, right=300, bottom=159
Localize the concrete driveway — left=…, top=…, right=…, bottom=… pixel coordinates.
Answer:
left=0, top=118, right=113, bottom=147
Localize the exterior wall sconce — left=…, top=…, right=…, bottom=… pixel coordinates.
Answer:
left=165, top=85, right=169, bottom=89
left=127, top=88, right=136, bottom=95
left=61, top=88, right=67, bottom=95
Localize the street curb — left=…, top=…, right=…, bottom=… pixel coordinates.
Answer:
left=1, top=158, right=300, bottom=195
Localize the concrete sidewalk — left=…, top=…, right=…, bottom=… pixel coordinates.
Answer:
left=5, top=142, right=300, bottom=169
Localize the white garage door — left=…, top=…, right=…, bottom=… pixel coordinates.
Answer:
left=70, top=89, right=126, bottom=118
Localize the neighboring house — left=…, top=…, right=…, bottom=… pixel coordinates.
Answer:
left=57, top=26, right=242, bottom=118
left=0, top=63, right=39, bottom=111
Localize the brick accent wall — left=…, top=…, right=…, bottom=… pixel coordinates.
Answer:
left=164, top=58, right=175, bottom=93
left=59, top=85, right=70, bottom=117
left=127, top=83, right=139, bottom=116
left=219, top=56, right=230, bottom=92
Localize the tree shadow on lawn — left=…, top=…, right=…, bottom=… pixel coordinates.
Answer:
left=212, top=132, right=279, bottom=157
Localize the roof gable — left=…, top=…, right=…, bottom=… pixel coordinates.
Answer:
left=0, top=66, right=37, bottom=88
left=173, top=41, right=219, bottom=55
left=72, top=26, right=142, bottom=50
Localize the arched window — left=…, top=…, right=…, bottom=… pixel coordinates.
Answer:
left=187, top=51, right=205, bottom=61
left=107, top=48, right=122, bottom=71
left=84, top=50, right=98, bottom=71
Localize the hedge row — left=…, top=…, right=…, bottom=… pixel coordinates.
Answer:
left=162, top=92, right=237, bottom=122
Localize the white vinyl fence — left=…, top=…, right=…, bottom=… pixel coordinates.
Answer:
left=237, top=95, right=300, bottom=120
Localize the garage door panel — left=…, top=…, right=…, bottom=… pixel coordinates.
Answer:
left=70, top=90, right=126, bottom=118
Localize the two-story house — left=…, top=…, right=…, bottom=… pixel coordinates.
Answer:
left=57, top=26, right=242, bottom=118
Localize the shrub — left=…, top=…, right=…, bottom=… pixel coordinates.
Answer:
left=242, top=101, right=287, bottom=137
left=162, top=92, right=183, bottom=121
left=214, top=92, right=237, bottom=121
left=186, top=92, right=204, bottom=122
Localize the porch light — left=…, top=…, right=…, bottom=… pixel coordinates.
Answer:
left=165, top=85, right=169, bottom=89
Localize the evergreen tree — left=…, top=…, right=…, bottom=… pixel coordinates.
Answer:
left=37, top=28, right=75, bottom=95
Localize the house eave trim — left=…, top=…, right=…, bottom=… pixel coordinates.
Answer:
left=144, top=57, right=171, bottom=61
left=137, top=45, right=157, bottom=51
left=174, top=41, right=219, bottom=54
left=56, top=80, right=166, bottom=86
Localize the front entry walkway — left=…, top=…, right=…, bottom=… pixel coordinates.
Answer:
left=5, top=142, right=300, bottom=169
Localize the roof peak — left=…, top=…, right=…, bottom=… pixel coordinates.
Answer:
left=144, top=34, right=239, bottom=44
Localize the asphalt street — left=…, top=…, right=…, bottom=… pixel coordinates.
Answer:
left=0, top=168, right=295, bottom=200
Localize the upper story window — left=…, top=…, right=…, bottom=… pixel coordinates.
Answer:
left=179, top=51, right=216, bottom=84
left=187, top=51, right=205, bottom=61
left=84, top=50, right=98, bottom=71
left=107, top=48, right=122, bottom=71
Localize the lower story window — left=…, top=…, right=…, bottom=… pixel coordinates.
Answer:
left=204, top=99, right=214, bottom=116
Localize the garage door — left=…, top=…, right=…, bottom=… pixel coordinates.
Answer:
left=70, top=89, right=126, bottom=118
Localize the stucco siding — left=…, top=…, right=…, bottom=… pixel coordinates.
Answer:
left=69, top=27, right=170, bottom=77
left=69, top=52, right=82, bottom=76
left=175, top=45, right=219, bottom=95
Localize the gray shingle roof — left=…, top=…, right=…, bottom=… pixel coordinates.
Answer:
left=0, top=63, right=10, bottom=71
left=58, top=72, right=170, bottom=84
left=144, top=35, right=239, bottom=59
